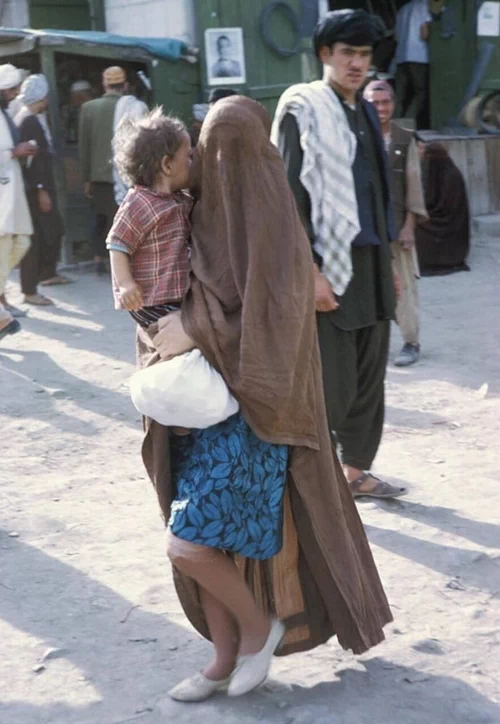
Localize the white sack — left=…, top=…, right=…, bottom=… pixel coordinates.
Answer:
left=130, top=349, right=239, bottom=428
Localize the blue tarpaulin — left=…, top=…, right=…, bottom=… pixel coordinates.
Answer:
left=0, top=28, right=188, bottom=62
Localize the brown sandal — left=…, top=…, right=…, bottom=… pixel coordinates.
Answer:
left=349, top=473, right=407, bottom=499
left=23, top=293, right=53, bottom=306
left=40, top=275, right=73, bottom=287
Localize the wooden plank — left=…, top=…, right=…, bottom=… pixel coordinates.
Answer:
left=443, top=140, right=468, bottom=183
left=465, top=139, right=489, bottom=216
left=486, top=138, right=500, bottom=213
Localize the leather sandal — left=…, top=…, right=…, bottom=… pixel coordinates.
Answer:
left=0, top=318, right=21, bottom=341
left=40, top=275, right=73, bottom=286
left=349, top=473, right=407, bottom=499
left=23, top=293, right=53, bottom=306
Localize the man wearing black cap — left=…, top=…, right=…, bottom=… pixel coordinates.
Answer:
left=272, top=9, right=406, bottom=500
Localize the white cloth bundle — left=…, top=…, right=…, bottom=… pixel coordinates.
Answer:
left=130, top=349, right=239, bottom=428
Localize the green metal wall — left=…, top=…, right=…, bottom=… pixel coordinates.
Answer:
left=429, top=1, right=500, bottom=129
left=29, top=0, right=105, bottom=31
left=428, top=1, right=477, bottom=129
left=196, top=0, right=305, bottom=116
left=151, top=59, right=200, bottom=123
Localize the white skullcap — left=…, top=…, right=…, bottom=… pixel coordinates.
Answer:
left=71, top=80, right=91, bottom=93
left=18, top=74, right=49, bottom=106
left=0, top=63, right=23, bottom=91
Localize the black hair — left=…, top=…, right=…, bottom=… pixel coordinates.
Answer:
left=313, top=10, right=386, bottom=59
left=217, top=35, right=231, bottom=52
left=208, top=88, right=238, bottom=105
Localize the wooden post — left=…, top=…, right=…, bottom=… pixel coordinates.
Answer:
left=39, top=45, right=71, bottom=264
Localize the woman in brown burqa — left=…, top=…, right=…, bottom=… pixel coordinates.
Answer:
left=138, top=96, right=392, bottom=702
left=416, top=143, right=470, bottom=275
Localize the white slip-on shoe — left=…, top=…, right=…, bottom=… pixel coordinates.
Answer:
left=227, top=619, right=285, bottom=697
left=168, top=672, right=231, bottom=702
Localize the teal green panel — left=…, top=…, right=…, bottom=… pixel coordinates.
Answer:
left=428, top=0, right=476, bottom=128
left=151, top=60, right=200, bottom=125
left=195, top=0, right=304, bottom=115
left=29, top=0, right=92, bottom=30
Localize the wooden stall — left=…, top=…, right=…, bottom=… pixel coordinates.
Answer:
left=419, top=132, right=500, bottom=216
left=0, top=28, right=199, bottom=262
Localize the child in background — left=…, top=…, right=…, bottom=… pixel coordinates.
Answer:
left=106, top=107, right=192, bottom=330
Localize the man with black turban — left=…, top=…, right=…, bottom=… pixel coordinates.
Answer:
left=272, top=9, right=407, bottom=500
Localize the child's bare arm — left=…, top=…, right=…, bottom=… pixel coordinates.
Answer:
left=109, top=250, right=144, bottom=310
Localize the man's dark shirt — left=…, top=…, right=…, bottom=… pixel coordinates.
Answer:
left=278, top=88, right=396, bottom=331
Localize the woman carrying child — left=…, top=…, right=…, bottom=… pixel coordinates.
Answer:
left=112, top=98, right=393, bottom=702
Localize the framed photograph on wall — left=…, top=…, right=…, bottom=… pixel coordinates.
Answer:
left=205, top=27, right=247, bottom=86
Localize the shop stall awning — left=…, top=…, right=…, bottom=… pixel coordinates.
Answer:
left=0, top=27, right=193, bottom=62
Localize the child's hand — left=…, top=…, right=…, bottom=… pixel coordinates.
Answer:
left=119, top=282, right=144, bottom=310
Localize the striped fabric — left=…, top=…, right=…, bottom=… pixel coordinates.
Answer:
left=272, top=81, right=361, bottom=296
left=129, top=302, right=181, bottom=329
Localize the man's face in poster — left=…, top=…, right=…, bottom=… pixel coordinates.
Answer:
left=217, top=36, right=232, bottom=60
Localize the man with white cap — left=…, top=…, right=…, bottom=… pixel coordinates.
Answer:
left=79, top=66, right=127, bottom=274
left=0, top=63, right=36, bottom=336
left=64, top=80, right=93, bottom=145
left=15, top=73, right=66, bottom=306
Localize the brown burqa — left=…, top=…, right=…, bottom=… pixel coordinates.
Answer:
left=139, top=96, right=392, bottom=656
left=416, top=143, right=470, bottom=274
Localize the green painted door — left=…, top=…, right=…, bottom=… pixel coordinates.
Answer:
left=428, top=0, right=477, bottom=129
left=29, top=0, right=92, bottom=30
left=195, top=0, right=304, bottom=116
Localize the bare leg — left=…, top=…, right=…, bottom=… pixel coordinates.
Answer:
left=168, top=535, right=271, bottom=656
left=199, top=587, right=239, bottom=680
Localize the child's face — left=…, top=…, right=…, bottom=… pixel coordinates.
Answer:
left=169, top=132, right=192, bottom=191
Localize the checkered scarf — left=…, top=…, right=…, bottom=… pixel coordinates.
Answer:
left=272, top=81, right=360, bottom=296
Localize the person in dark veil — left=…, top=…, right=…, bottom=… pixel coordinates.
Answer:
left=140, top=95, right=392, bottom=702
left=416, top=143, right=470, bottom=275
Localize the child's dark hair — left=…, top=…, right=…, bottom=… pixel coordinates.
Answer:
left=113, top=107, right=187, bottom=188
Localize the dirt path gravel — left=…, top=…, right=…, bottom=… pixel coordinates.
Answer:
left=1, top=244, right=499, bottom=724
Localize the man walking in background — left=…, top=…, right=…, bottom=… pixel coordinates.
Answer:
left=0, top=63, right=36, bottom=329
left=15, top=74, right=67, bottom=306
left=79, top=66, right=126, bottom=275
left=272, top=10, right=406, bottom=500
left=394, top=0, right=432, bottom=128
left=364, top=80, right=427, bottom=367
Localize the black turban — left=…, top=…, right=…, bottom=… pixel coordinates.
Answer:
left=313, top=9, right=386, bottom=57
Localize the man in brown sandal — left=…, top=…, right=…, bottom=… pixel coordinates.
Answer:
left=364, top=80, right=428, bottom=369
left=273, top=10, right=406, bottom=500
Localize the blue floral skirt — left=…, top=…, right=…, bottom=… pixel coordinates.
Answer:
left=168, top=412, right=288, bottom=560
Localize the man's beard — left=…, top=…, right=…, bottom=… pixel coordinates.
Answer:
left=0, top=92, right=9, bottom=110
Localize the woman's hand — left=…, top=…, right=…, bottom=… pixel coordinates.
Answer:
left=152, top=312, right=196, bottom=360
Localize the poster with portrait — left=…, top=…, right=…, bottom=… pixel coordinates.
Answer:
left=205, top=27, right=247, bottom=86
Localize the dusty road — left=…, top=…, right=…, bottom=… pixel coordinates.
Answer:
left=1, top=244, right=499, bottom=724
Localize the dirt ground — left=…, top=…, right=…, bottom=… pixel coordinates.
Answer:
left=1, top=241, right=499, bottom=724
